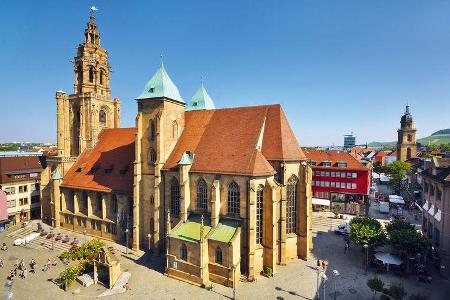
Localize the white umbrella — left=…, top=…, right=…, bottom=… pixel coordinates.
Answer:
left=374, top=252, right=402, bottom=271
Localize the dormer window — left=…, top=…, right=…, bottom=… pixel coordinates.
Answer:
left=322, top=161, right=332, bottom=167
left=310, top=160, right=316, bottom=166
left=76, top=167, right=84, bottom=173
left=119, top=165, right=129, bottom=175
left=149, top=87, right=154, bottom=93
left=104, top=164, right=114, bottom=174
left=89, top=165, right=100, bottom=174
left=337, top=161, right=347, bottom=168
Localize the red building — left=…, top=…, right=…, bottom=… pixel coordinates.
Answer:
left=305, top=150, right=371, bottom=215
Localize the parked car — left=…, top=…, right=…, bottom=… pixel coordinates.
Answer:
left=334, top=223, right=350, bottom=235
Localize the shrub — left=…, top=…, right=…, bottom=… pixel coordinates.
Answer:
left=264, top=267, right=273, bottom=277
left=387, top=283, right=406, bottom=300
left=409, top=294, right=428, bottom=300
left=59, top=239, right=105, bottom=262
left=367, top=277, right=384, bottom=298
left=380, top=295, right=391, bottom=300
left=60, top=262, right=85, bottom=288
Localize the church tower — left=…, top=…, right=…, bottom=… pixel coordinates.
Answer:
left=40, top=10, right=121, bottom=227
left=133, top=62, right=185, bottom=250
left=397, top=105, right=417, bottom=161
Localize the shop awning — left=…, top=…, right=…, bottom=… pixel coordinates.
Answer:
left=312, top=198, right=330, bottom=206
left=428, top=204, right=435, bottom=215
left=434, top=209, right=442, bottom=222
left=422, top=201, right=429, bottom=211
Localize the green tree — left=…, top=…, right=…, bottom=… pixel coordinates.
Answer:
left=367, top=277, right=384, bottom=298
left=386, top=218, right=428, bottom=258
left=384, top=161, right=411, bottom=194
left=387, top=283, right=406, bottom=300
left=349, top=216, right=386, bottom=247
left=373, top=160, right=384, bottom=174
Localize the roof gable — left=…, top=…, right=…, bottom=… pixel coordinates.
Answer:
left=164, top=104, right=304, bottom=176
left=305, top=149, right=369, bottom=171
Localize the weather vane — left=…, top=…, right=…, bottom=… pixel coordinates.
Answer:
left=90, top=6, right=99, bottom=18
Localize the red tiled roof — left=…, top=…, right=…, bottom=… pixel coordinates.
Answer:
left=304, top=149, right=369, bottom=171
left=0, top=156, right=44, bottom=184
left=61, top=128, right=136, bottom=193
left=163, top=104, right=305, bottom=176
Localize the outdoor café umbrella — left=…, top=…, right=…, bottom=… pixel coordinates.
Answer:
left=374, top=252, right=402, bottom=271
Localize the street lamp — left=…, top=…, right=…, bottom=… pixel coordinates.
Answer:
left=50, top=228, right=54, bottom=250
left=147, top=233, right=151, bottom=251
left=322, top=274, right=328, bottom=300
left=363, top=244, right=368, bottom=274
left=125, top=228, right=129, bottom=254
left=332, top=270, right=339, bottom=300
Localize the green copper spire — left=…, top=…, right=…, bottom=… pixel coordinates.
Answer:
left=136, top=62, right=184, bottom=103
left=186, top=81, right=215, bottom=111
left=52, top=169, right=63, bottom=180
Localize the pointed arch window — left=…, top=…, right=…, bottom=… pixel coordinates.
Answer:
left=227, top=182, right=240, bottom=215
left=89, top=67, right=94, bottom=83
left=407, top=148, right=412, bottom=160
left=215, top=246, right=223, bottom=264
left=149, top=120, right=156, bottom=141
left=256, top=185, right=264, bottom=244
left=99, top=110, right=106, bottom=126
left=149, top=148, right=157, bottom=164
left=171, top=177, right=180, bottom=216
left=197, top=178, right=208, bottom=211
left=111, top=194, right=118, bottom=215
left=172, top=121, right=178, bottom=139
left=286, top=175, right=298, bottom=234
left=150, top=218, right=154, bottom=234
left=100, top=70, right=104, bottom=85
left=180, top=243, right=187, bottom=261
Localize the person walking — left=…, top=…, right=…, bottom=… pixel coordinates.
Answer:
left=344, top=241, right=350, bottom=254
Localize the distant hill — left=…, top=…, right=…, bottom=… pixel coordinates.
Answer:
left=369, top=128, right=450, bottom=147
left=431, top=128, right=450, bottom=136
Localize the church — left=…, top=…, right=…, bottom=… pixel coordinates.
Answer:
left=40, top=12, right=313, bottom=286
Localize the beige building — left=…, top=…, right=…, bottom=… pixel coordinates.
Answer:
left=40, top=11, right=313, bottom=286
left=0, top=155, right=44, bottom=225
left=421, top=158, right=450, bottom=278
left=396, top=105, right=417, bottom=162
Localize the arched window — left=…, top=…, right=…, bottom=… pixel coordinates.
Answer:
left=180, top=243, right=187, bottom=261
left=100, top=70, right=104, bottom=85
left=227, top=182, right=240, bottom=215
left=215, top=246, right=223, bottom=264
left=89, top=67, right=94, bottom=83
left=171, top=177, right=180, bottom=216
left=197, top=178, right=208, bottom=211
left=407, top=147, right=412, bottom=160
left=150, top=195, right=154, bottom=205
left=81, top=191, right=88, bottom=212
left=150, top=218, right=154, bottom=233
left=77, top=66, right=83, bottom=86
left=97, top=193, right=103, bottom=215
left=90, top=33, right=95, bottom=44
left=68, top=190, right=74, bottom=212
left=286, top=175, right=298, bottom=234
left=149, top=120, right=156, bottom=141
left=256, top=185, right=264, bottom=244
left=172, top=121, right=178, bottom=139
left=99, top=110, right=106, bottom=126
left=407, top=134, right=412, bottom=142
left=148, top=148, right=157, bottom=164
left=111, top=194, right=118, bottom=215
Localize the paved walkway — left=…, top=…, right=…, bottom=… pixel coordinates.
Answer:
left=0, top=215, right=449, bottom=299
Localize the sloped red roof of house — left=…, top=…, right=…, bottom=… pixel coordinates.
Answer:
left=0, top=156, right=44, bottom=184
left=163, top=104, right=305, bottom=176
left=304, top=149, right=369, bottom=171
left=61, top=128, right=136, bottom=193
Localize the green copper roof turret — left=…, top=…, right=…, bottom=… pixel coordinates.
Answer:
left=136, top=63, right=184, bottom=103
left=178, top=152, right=192, bottom=165
left=186, top=82, right=215, bottom=111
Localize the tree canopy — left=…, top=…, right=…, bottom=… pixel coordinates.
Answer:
left=384, top=160, right=412, bottom=193
left=386, top=218, right=428, bottom=257
left=349, top=216, right=386, bottom=247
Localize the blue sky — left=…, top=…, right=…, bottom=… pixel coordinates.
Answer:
left=0, top=1, right=449, bottom=146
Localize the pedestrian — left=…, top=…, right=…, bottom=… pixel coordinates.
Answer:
left=0, top=258, right=4, bottom=268
left=345, top=241, right=350, bottom=254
